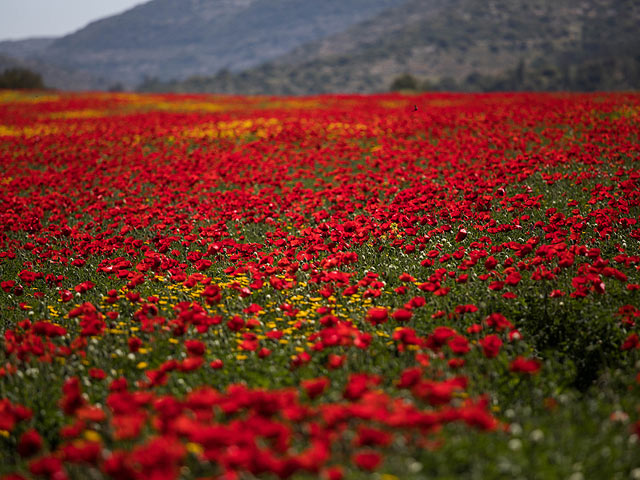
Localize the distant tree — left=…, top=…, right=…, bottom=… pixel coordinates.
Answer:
left=108, top=83, right=124, bottom=92
left=0, top=68, right=45, bottom=90
left=463, top=71, right=484, bottom=91
left=136, top=75, right=164, bottom=92
left=420, top=78, right=435, bottom=91
left=515, top=59, right=525, bottom=86
left=390, top=73, right=419, bottom=91
left=435, top=76, right=459, bottom=92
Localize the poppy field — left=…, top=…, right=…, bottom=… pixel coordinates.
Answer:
left=0, top=90, right=639, bottom=479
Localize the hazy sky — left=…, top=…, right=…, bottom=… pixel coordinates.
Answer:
left=0, top=0, right=146, bottom=41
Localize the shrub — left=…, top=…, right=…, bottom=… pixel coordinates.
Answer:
left=0, top=67, right=45, bottom=90
left=390, top=73, right=419, bottom=91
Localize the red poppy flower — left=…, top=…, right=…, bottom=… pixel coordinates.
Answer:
left=18, top=429, right=42, bottom=457
left=479, top=334, right=503, bottom=358
left=301, top=377, right=330, bottom=399
left=509, top=356, right=541, bottom=374
left=621, top=333, right=639, bottom=350
left=185, top=339, right=206, bottom=356
left=455, top=228, right=468, bottom=242
left=366, top=307, right=388, bottom=325
left=353, top=451, right=382, bottom=471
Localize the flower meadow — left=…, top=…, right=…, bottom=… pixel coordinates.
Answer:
left=0, top=90, right=639, bottom=480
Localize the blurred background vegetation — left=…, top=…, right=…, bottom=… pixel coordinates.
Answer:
left=0, top=67, right=45, bottom=89
left=389, top=56, right=640, bottom=93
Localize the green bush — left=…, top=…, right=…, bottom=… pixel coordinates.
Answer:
left=390, top=73, right=419, bottom=91
left=0, top=67, right=45, bottom=90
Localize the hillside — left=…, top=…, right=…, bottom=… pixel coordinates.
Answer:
left=141, top=0, right=640, bottom=94
left=2, top=0, right=638, bottom=93
left=0, top=38, right=55, bottom=58
left=1, top=0, right=405, bottom=89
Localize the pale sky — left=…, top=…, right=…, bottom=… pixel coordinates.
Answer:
left=0, top=1, right=147, bottom=41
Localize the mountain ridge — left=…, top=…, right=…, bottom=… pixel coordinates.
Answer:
left=1, top=0, right=638, bottom=93
left=1, top=0, right=407, bottom=89
left=140, top=0, right=640, bottom=94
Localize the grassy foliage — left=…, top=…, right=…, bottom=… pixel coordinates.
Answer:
left=0, top=91, right=639, bottom=479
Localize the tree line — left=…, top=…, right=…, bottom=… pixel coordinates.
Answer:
left=391, top=55, right=640, bottom=93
